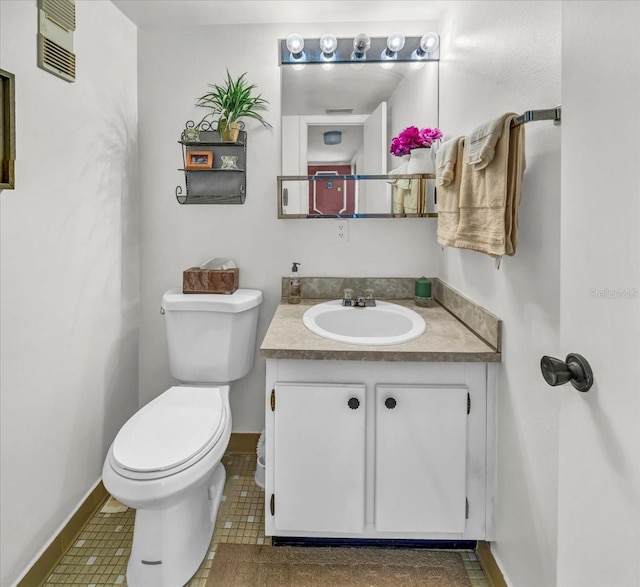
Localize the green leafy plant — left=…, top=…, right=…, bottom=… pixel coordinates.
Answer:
left=195, top=70, right=272, bottom=134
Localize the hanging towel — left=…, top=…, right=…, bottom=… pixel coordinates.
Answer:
left=454, top=114, right=526, bottom=257
left=435, top=136, right=463, bottom=186
left=387, top=162, right=420, bottom=215
left=387, top=162, right=410, bottom=215
left=466, top=113, right=517, bottom=170
left=402, top=179, right=421, bottom=215
left=436, top=137, right=466, bottom=247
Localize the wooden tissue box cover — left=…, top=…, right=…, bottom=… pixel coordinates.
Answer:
left=183, top=267, right=239, bottom=294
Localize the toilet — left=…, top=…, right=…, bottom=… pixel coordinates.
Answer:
left=102, top=287, right=262, bottom=587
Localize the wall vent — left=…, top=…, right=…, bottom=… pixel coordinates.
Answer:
left=37, top=0, right=76, bottom=83
left=325, top=108, right=353, bottom=115
left=41, top=0, right=75, bottom=31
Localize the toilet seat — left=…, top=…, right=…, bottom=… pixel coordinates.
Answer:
left=109, top=386, right=227, bottom=481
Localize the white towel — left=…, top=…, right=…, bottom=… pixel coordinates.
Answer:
left=435, top=137, right=463, bottom=186
left=466, top=113, right=516, bottom=170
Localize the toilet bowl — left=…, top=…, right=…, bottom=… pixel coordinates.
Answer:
left=102, top=288, right=262, bottom=587
left=102, top=385, right=231, bottom=587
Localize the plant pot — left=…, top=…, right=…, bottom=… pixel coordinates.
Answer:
left=407, top=147, right=435, bottom=174
left=218, top=120, right=242, bottom=142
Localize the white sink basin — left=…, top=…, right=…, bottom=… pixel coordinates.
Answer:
left=302, top=300, right=426, bottom=346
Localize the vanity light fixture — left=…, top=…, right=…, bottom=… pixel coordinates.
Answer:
left=351, top=33, right=371, bottom=60
left=319, top=34, right=338, bottom=61
left=286, top=33, right=306, bottom=62
left=381, top=32, right=405, bottom=60
left=323, top=131, right=342, bottom=145
left=412, top=32, right=440, bottom=59
left=280, top=34, right=439, bottom=65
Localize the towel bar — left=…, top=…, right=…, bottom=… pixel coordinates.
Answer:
left=512, top=106, right=561, bottom=126
left=511, top=106, right=562, bottom=126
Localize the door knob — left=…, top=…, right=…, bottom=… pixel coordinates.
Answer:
left=347, top=397, right=360, bottom=410
left=540, top=353, right=594, bottom=392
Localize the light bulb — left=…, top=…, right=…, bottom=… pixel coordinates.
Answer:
left=412, top=32, right=439, bottom=59
left=319, top=34, right=337, bottom=61
left=382, top=32, right=405, bottom=60
left=351, top=33, right=371, bottom=60
left=286, top=33, right=305, bottom=61
left=420, top=32, right=439, bottom=53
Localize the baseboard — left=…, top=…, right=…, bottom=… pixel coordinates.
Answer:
left=17, top=482, right=109, bottom=587
left=228, top=432, right=261, bottom=454
left=476, top=541, right=508, bottom=587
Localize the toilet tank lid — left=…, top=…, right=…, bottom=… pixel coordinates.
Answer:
left=162, top=288, right=262, bottom=313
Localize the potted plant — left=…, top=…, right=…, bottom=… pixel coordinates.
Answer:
left=195, top=70, right=272, bottom=142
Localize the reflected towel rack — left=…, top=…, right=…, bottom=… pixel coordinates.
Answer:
left=512, top=106, right=561, bottom=126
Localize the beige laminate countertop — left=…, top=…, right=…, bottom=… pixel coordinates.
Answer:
left=260, top=299, right=501, bottom=363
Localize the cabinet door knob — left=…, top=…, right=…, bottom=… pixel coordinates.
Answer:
left=348, top=397, right=360, bottom=410
left=385, top=397, right=397, bottom=409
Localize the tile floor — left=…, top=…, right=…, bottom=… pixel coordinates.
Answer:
left=45, top=453, right=490, bottom=586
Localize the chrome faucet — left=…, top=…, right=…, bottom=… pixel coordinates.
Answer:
left=342, top=288, right=376, bottom=307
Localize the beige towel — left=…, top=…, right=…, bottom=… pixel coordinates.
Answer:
left=388, top=163, right=421, bottom=215
left=390, top=179, right=420, bottom=215
left=387, top=163, right=411, bottom=215
left=454, top=115, right=525, bottom=257
left=466, top=113, right=516, bottom=170
left=402, top=179, right=421, bottom=214
left=435, top=136, right=463, bottom=186
left=436, top=137, right=466, bottom=247
left=387, top=162, right=411, bottom=189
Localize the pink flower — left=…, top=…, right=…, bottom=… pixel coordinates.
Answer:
left=390, top=125, right=442, bottom=156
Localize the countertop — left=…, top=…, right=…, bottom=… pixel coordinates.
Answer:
left=260, top=299, right=501, bottom=363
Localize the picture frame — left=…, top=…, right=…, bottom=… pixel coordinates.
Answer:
left=185, top=150, right=213, bottom=169
left=0, top=69, right=16, bottom=190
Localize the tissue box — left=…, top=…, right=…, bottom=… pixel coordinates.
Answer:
left=182, top=267, right=239, bottom=294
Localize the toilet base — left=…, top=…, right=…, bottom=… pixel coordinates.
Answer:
left=126, top=462, right=226, bottom=587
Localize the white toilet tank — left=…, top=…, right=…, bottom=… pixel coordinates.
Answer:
left=161, top=288, right=262, bottom=383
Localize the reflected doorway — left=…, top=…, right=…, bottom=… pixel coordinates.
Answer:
left=308, top=165, right=355, bottom=215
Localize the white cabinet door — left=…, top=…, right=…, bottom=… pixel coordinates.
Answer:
left=273, top=382, right=366, bottom=533
left=375, top=385, right=468, bottom=533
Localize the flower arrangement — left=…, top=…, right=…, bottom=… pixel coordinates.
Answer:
left=390, top=126, right=443, bottom=157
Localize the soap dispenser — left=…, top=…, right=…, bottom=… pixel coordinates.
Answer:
left=288, top=262, right=301, bottom=304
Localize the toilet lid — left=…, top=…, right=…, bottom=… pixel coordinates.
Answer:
left=112, top=386, right=225, bottom=473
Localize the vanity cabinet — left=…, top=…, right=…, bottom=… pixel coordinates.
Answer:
left=264, top=359, right=494, bottom=541
left=176, top=130, right=247, bottom=204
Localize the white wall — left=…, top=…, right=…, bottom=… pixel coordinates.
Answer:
left=0, top=2, right=138, bottom=584
left=137, top=20, right=443, bottom=430
left=438, top=2, right=561, bottom=586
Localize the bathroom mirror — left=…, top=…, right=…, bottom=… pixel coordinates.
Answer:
left=280, top=60, right=438, bottom=218
left=277, top=174, right=437, bottom=218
